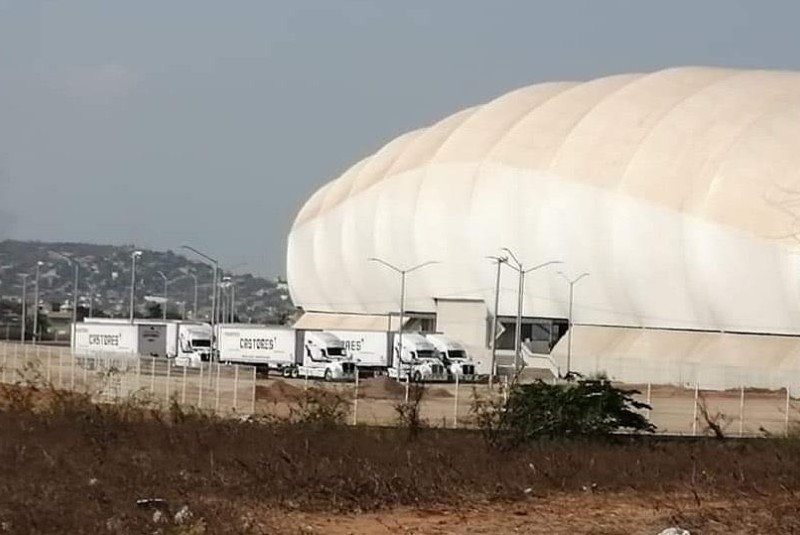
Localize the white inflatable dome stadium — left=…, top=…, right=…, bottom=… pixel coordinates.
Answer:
left=288, top=66, right=800, bottom=338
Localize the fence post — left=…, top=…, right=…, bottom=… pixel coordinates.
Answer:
left=135, top=358, right=141, bottom=392
left=150, top=358, right=156, bottom=394
left=58, top=349, right=63, bottom=388
left=233, top=365, right=239, bottom=412
left=453, top=371, right=460, bottom=429
left=250, top=367, right=256, bottom=415
left=352, top=368, right=359, bottom=426
left=405, top=372, right=410, bottom=403
left=304, top=369, right=309, bottom=392
left=181, top=364, right=187, bottom=405
left=2, top=346, right=7, bottom=384
left=198, top=363, right=204, bottom=408
left=646, top=382, right=652, bottom=420
left=45, top=347, right=52, bottom=385
left=215, top=363, right=221, bottom=412
left=692, top=382, right=699, bottom=436
left=70, top=352, right=76, bottom=391
left=165, top=359, right=171, bottom=404
left=785, top=386, right=791, bottom=438
left=83, top=356, right=89, bottom=393
left=739, top=385, right=745, bottom=437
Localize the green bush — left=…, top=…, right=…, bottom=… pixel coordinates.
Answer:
left=475, top=376, right=655, bottom=449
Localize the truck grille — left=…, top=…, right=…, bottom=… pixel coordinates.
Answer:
left=431, top=364, right=444, bottom=375
left=342, top=362, right=356, bottom=374
left=461, top=364, right=475, bottom=375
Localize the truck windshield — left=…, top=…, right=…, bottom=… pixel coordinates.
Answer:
left=327, top=347, right=346, bottom=357
left=448, top=350, right=467, bottom=360
left=191, top=339, right=211, bottom=348
left=416, top=350, right=436, bottom=360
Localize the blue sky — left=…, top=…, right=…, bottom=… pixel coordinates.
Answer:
left=1, top=1, right=800, bottom=275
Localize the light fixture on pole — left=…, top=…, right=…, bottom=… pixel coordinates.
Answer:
left=557, top=271, right=590, bottom=379
left=19, top=273, right=29, bottom=344
left=368, top=257, right=438, bottom=376
left=156, top=271, right=168, bottom=321
left=32, top=261, right=43, bottom=344
left=219, top=277, right=232, bottom=325
left=50, top=251, right=79, bottom=327
left=501, top=248, right=562, bottom=373
left=129, top=251, right=142, bottom=323
left=486, top=255, right=508, bottom=387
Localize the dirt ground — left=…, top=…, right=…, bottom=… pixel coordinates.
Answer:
left=252, top=493, right=800, bottom=534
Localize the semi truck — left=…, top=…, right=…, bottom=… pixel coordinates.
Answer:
left=72, top=319, right=213, bottom=367
left=216, top=324, right=355, bottom=381
left=328, top=330, right=447, bottom=381
left=426, top=334, right=477, bottom=378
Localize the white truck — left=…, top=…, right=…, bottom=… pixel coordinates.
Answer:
left=329, top=330, right=446, bottom=381
left=389, top=332, right=447, bottom=382
left=292, top=331, right=356, bottom=381
left=216, top=324, right=297, bottom=374
left=73, top=319, right=212, bottom=367
left=425, top=333, right=477, bottom=379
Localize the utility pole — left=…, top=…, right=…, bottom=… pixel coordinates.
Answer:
left=182, top=245, right=219, bottom=359
left=486, top=255, right=507, bottom=387
left=156, top=271, right=168, bottom=321
left=19, top=273, right=28, bottom=344
left=129, top=251, right=142, bottom=323
left=190, top=273, right=198, bottom=319
left=32, top=261, right=43, bottom=344
left=501, top=248, right=562, bottom=373
left=51, top=251, right=79, bottom=327
left=557, top=271, right=590, bottom=378
left=368, top=258, right=438, bottom=376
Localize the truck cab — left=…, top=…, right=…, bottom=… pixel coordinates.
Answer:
left=426, top=334, right=476, bottom=378
left=293, top=331, right=356, bottom=381
left=173, top=323, right=213, bottom=368
left=388, top=332, right=446, bottom=382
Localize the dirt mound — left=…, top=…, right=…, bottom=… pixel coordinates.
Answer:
left=256, top=380, right=304, bottom=403
left=427, top=387, right=454, bottom=398
left=359, top=376, right=406, bottom=399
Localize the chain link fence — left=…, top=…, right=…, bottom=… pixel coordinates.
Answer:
left=0, top=342, right=257, bottom=415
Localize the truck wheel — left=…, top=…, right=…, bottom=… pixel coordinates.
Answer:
left=413, top=371, right=422, bottom=383
left=291, top=368, right=299, bottom=379
left=324, top=369, right=332, bottom=382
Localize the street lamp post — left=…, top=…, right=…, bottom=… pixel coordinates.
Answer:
left=501, top=248, right=562, bottom=373
left=129, top=251, right=142, bottom=323
left=32, top=261, right=43, bottom=344
left=19, top=274, right=28, bottom=344
left=156, top=271, right=168, bottom=321
left=189, top=273, right=198, bottom=319
left=368, top=258, right=438, bottom=375
left=557, top=271, right=590, bottom=378
left=51, top=251, right=79, bottom=327
left=219, top=277, right=232, bottom=325
left=182, top=245, right=219, bottom=358
left=486, top=255, right=508, bottom=387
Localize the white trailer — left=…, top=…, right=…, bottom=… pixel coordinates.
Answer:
left=71, top=321, right=167, bottom=358
left=75, top=319, right=212, bottom=367
left=216, top=324, right=296, bottom=373
left=327, top=330, right=392, bottom=373
left=425, top=333, right=477, bottom=379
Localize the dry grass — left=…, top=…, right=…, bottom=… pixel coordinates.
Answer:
left=2, top=383, right=800, bottom=533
